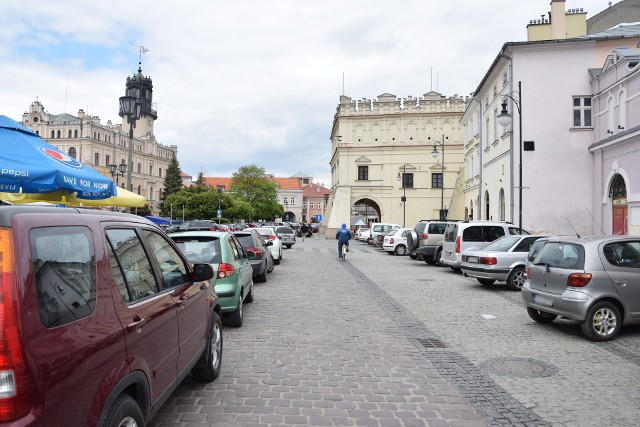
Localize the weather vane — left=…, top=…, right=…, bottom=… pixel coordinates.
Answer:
left=132, top=44, right=149, bottom=63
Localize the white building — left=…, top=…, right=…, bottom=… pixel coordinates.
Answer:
left=461, top=24, right=640, bottom=235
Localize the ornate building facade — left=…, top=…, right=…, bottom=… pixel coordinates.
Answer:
left=323, top=91, right=469, bottom=236
left=20, top=64, right=176, bottom=215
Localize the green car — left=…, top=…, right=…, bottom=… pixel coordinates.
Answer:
left=169, top=230, right=254, bottom=327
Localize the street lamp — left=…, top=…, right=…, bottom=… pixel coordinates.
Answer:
left=119, top=95, right=142, bottom=193
left=216, top=185, right=224, bottom=220
left=108, top=161, right=127, bottom=186
left=430, top=135, right=448, bottom=220
left=497, top=80, right=523, bottom=233
left=396, top=165, right=406, bottom=227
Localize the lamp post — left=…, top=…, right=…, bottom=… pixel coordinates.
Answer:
left=216, top=185, right=224, bottom=221
left=108, top=161, right=127, bottom=187
left=497, top=81, right=523, bottom=233
left=396, top=165, right=406, bottom=227
left=118, top=95, right=142, bottom=194
left=430, top=135, right=448, bottom=220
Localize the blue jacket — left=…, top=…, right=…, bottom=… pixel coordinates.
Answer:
left=336, top=228, right=351, bottom=244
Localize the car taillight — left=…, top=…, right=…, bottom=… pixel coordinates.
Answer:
left=247, top=248, right=263, bottom=257
left=268, top=235, right=276, bottom=241
left=389, top=238, right=394, bottom=244
left=421, top=233, right=427, bottom=239
left=480, top=257, right=497, bottom=265
left=567, top=273, right=592, bottom=287
left=455, top=236, right=461, bottom=253
left=217, top=263, right=235, bottom=279
left=0, top=229, right=30, bottom=421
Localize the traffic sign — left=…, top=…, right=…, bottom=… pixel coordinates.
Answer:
left=316, top=214, right=322, bottom=222
left=217, top=209, right=222, bottom=218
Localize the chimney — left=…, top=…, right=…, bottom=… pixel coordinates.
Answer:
left=550, top=0, right=567, bottom=39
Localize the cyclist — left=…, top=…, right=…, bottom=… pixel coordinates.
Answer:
left=335, top=223, right=351, bottom=259
left=300, top=223, right=309, bottom=241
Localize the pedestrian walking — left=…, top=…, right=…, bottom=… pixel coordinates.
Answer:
left=300, top=223, right=309, bottom=241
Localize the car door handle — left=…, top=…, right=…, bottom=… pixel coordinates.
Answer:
left=614, top=279, right=627, bottom=287
left=127, top=317, right=146, bottom=332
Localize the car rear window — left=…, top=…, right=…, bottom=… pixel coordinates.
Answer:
left=414, top=223, right=426, bottom=234
left=277, top=227, right=293, bottom=234
left=428, top=223, right=447, bottom=234
left=235, top=234, right=257, bottom=248
left=444, top=224, right=458, bottom=242
left=31, top=226, right=96, bottom=328
left=171, top=236, right=222, bottom=264
left=373, top=225, right=382, bottom=232
left=533, top=242, right=584, bottom=269
left=484, top=236, right=520, bottom=252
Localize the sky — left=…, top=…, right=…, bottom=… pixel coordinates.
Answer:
left=0, top=0, right=616, bottom=187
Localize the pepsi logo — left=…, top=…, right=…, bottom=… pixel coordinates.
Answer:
left=41, top=148, right=82, bottom=169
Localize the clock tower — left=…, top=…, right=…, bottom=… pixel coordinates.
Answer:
left=124, top=62, right=157, bottom=137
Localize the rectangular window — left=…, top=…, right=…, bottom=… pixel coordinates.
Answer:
left=94, top=153, right=99, bottom=165
left=31, top=226, right=96, bottom=327
left=291, top=197, right=295, bottom=205
left=573, top=96, right=592, bottom=127
left=158, top=168, right=162, bottom=178
left=283, top=197, right=288, bottom=205
left=432, top=173, right=443, bottom=189
left=402, top=173, right=413, bottom=188
left=358, top=166, right=369, bottom=180
left=105, top=155, right=110, bottom=167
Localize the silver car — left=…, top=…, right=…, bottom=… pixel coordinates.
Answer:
left=461, top=235, right=549, bottom=290
left=276, top=226, right=296, bottom=248
left=521, top=235, right=640, bottom=341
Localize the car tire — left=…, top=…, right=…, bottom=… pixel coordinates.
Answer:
left=227, top=296, right=243, bottom=328
left=191, top=311, right=223, bottom=382
left=506, top=266, right=526, bottom=291
left=244, top=281, right=254, bottom=303
left=580, top=301, right=622, bottom=342
left=394, top=244, right=407, bottom=255
left=477, top=278, right=495, bottom=285
left=105, top=395, right=144, bottom=427
left=256, top=264, right=268, bottom=283
left=409, top=252, right=418, bottom=260
left=274, top=250, right=281, bottom=265
left=266, top=255, right=274, bottom=273
left=527, top=307, right=557, bottom=324
left=285, top=244, right=292, bottom=249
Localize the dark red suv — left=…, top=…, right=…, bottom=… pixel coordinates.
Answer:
left=0, top=206, right=223, bottom=426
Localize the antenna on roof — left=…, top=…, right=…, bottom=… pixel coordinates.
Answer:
left=565, top=217, right=581, bottom=238
left=585, top=208, right=606, bottom=235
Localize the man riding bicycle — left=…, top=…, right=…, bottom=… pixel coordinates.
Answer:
left=336, top=223, right=351, bottom=259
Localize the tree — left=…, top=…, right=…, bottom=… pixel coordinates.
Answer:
left=231, top=165, right=281, bottom=222
left=160, top=155, right=183, bottom=217
left=195, top=171, right=206, bottom=187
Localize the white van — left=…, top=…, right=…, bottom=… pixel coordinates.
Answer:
left=440, top=221, right=527, bottom=270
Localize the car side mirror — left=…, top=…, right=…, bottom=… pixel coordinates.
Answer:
left=192, top=263, right=214, bottom=281
left=266, top=241, right=273, bottom=247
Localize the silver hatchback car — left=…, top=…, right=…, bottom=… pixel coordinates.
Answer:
left=521, top=235, right=640, bottom=341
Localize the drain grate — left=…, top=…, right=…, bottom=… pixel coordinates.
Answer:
left=480, top=357, right=558, bottom=378
left=416, top=338, right=448, bottom=348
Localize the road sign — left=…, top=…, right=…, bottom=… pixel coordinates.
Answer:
left=217, top=209, right=222, bottom=218
left=316, top=214, right=322, bottom=222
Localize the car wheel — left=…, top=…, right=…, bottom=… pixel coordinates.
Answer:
left=580, top=301, right=621, bottom=342
left=105, top=395, right=144, bottom=427
left=256, top=265, right=268, bottom=283
left=285, top=244, right=292, bottom=249
left=274, top=250, right=281, bottom=265
left=394, top=244, right=407, bottom=255
left=191, top=311, right=222, bottom=382
left=244, top=280, right=254, bottom=303
left=227, top=296, right=243, bottom=328
left=506, top=266, right=526, bottom=291
left=477, top=278, right=495, bottom=285
left=266, top=255, right=274, bottom=273
left=409, top=252, right=418, bottom=259
left=527, top=307, right=557, bottom=324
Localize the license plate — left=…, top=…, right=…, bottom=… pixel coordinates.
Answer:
left=532, top=294, right=553, bottom=307
left=465, top=256, right=478, bottom=263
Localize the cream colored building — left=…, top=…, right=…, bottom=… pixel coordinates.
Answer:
left=20, top=65, right=175, bottom=215
left=322, top=92, right=468, bottom=236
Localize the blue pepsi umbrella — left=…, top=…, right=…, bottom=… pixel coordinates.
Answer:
left=0, top=115, right=116, bottom=200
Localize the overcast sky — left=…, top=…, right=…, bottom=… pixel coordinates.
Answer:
left=1, top=0, right=615, bottom=187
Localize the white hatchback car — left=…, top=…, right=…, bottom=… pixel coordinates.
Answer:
left=382, top=228, right=416, bottom=255
left=255, top=227, right=283, bottom=264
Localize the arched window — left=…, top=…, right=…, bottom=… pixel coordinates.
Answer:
left=51, top=130, right=55, bottom=138
left=57, top=130, right=61, bottom=138
left=74, top=129, right=78, bottom=138
left=618, top=90, right=627, bottom=131
left=607, top=96, right=615, bottom=133
left=68, top=147, right=77, bottom=159
left=609, top=174, right=627, bottom=198
left=68, top=130, right=72, bottom=138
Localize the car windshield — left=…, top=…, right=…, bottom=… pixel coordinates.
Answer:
left=171, top=236, right=222, bottom=264
left=484, top=236, right=521, bottom=252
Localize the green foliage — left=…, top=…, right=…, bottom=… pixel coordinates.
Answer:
left=160, top=155, right=183, bottom=217
left=231, top=164, right=281, bottom=221
left=195, top=171, right=206, bottom=186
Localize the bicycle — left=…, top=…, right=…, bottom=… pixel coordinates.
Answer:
left=339, top=242, right=347, bottom=261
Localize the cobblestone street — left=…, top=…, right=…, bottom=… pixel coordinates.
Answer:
left=153, top=237, right=640, bottom=427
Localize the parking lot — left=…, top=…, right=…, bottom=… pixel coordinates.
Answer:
left=153, top=236, right=640, bottom=426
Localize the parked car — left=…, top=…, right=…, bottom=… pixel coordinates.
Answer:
left=461, top=234, right=550, bottom=290
left=255, top=227, right=283, bottom=264
left=370, top=222, right=402, bottom=245
left=0, top=206, right=222, bottom=426
left=441, top=221, right=528, bottom=271
left=183, top=220, right=219, bottom=231
left=522, top=235, right=640, bottom=341
left=233, top=229, right=273, bottom=282
left=276, top=226, right=297, bottom=248
left=382, top=227, right=417, bottom=255
left=355, top=227, right=371, bottom=242
left=169, top=230, right=254, bottom=327
left=412, top=219, right=460, bottom=264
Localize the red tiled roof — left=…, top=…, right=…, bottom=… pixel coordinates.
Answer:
left=202, top=176, right=302, bottom=191
left=303, top=182, right=330, bottom=197
left=202, top=177, right=232, bottom=190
